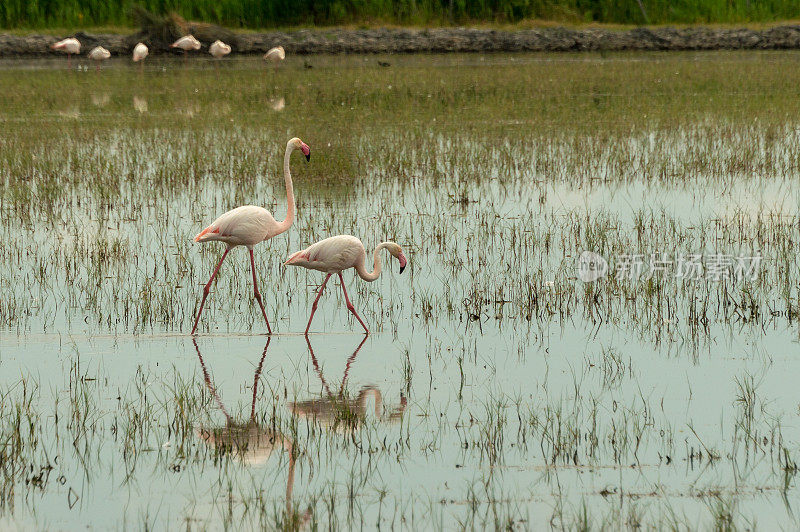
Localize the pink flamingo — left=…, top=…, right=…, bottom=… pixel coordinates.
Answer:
left=285, top=236, right=407, bottom=335
left=171, top=35, right=201, bottom=62
left=264, top=46, right=285, bottom=71
left=209, top=40, right=231, bottom=59
left=51, top=38, right=80, bottom=68
left=87, top=46, right=110, bottom=73
left=132, top=42, right=148, bottom=73
left=191, top=137, right=310, bottom=335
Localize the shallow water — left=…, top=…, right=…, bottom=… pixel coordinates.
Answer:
left=1, top=52, right=800, bottom=529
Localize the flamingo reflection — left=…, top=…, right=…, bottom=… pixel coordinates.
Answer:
left=288, top=337, right=407, bottom=431
left=192, top=339, right=310, bottom=527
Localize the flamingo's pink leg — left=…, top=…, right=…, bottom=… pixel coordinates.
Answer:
left=305, top=274, right=331, bottom=335
left=338, top=272, right=369, bottom=334
left=249, top=249, right=272, bottom=335
left=191, top=249, right=229, bottom=335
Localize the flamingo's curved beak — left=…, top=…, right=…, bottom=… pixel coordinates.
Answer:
left=300, top=142, right=310, bottom=162
left=398, top=253, right=407, bottom=274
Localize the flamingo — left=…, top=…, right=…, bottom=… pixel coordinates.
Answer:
left=209, top=40, right=231, bottom=59
left=132, top=42, right=148, bottom=71
left=88, top=46, right=110, bottom=72
left=171, top=35, right=201, bottom=61
left=264, top=46, right=285, bottom=70
left=285, top=236, right=407, bottom=335
left=190, top=137, right=310, bottom=335
left=51, top=38, right=80, bottom=68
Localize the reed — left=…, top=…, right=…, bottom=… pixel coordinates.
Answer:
left=1, top=0, right=798, bottom=30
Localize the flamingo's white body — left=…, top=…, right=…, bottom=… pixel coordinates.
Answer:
left=51, top=38, right=80, bottom=66
left=172, top=35, right=201, bottom=60
left=264, top=46, right=285, bottom=69
left=172, top=35, right=201, bottom=51
left=88, top=46, right=110, bottom=71
left=286, top=236, right=407, bottom=334
left=209, top=40, right=231, bottom=59
left=132, top=42, right=149, bottom=63
left=190, top=137, right=311, bottom=335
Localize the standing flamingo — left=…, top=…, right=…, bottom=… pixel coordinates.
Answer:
left=209, top=40, right=231, bottom=59
left=264, top=46, right=285, bottom=70
left=171, top=35, right=201, bottom=61
left=132, top=42, right=148, bottom=71
left=88, top=46, right=110, bottom=72
left=285, top=236, right=407, bottom=335
left=190, top=137, right=310, bottom=335
left=51, top=38, right=80, bottom=68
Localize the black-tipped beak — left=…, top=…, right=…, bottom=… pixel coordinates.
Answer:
left=305, top=152, right=310, bottom=162
left=399, top=264, right=406, bottom=274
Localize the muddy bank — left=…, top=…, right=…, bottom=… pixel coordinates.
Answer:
left=4, top=25, right=800, bottom=57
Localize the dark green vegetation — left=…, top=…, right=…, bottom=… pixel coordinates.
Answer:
left=0, top=0, right=798, bottom=29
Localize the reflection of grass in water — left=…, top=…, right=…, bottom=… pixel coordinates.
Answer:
left=0, top=347, right=793, bottom=528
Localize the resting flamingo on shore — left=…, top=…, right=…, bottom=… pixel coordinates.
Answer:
left=285, top=236, right=407, bottom=335
left=209, top=40, right=231, bottom=59
left=51, top=38, right=80, bottom=67
left=190, top=137, right=310, bottom=335
left=88, top=46, right=110, bottom=72
left=132, top=43, right=148, bottom=69
left=171, top=35, right=201, bottom=60
left=264, top=46, right=285, bottom=70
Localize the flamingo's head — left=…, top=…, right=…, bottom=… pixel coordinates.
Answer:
left=289, top=137, right=311, bottom=161
left=387, top=243, right=407, bottom=274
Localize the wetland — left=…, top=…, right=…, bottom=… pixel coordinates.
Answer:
left=1, top=51, right=800, bottom=529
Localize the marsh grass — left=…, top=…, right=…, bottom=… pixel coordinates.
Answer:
left=2, top=54, right=800, bottom=338
left=1, top=52, right=800, bottom=528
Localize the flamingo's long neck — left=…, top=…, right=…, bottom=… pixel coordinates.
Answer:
left=275, top=145, right=295, bottom=236
left=355, top=242, right=390, bottom=282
